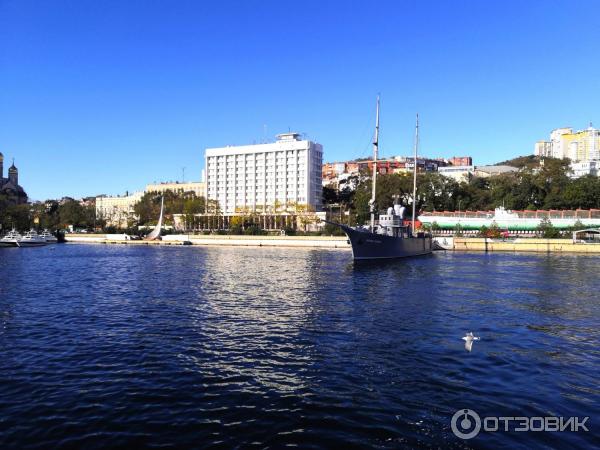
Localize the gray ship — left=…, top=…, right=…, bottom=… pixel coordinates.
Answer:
left=328, top=97, right=432, bottom=260
left=329, top=209, right=432, bottom=260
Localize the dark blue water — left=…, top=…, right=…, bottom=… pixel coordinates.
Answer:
left=0, top=244, right=598, bottom=449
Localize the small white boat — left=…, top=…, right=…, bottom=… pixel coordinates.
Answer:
left=39, top=229, right=58, bottom=243
left=18, top=230, right=48, bottom=247
left=0, top=229, right=22, bottom=247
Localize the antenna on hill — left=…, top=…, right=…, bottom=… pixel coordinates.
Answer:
left=182, top=167, right=186, bottom=183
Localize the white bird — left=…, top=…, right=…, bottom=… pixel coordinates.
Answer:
left=462, top=332, right=480, bottom=352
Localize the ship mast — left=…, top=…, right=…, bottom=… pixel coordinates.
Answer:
left=411, top=113, right=419, bottom=235
left=370, top=95, right=380, bottom=232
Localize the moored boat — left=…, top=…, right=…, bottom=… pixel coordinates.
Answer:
left=327, top=97, right=432, bottom=260
left=39, top=229, right=58, bottom=243
left=18, top=230, right=48, bottom=247
left=0, top=229, right=22, bottom=247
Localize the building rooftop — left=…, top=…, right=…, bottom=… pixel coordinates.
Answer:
left=475, top=165, right=518, bottom=174
left=276, top=132, right=302, bottom=141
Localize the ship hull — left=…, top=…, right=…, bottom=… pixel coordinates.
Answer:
left=18, top=241, right=47, bottom=247
left=336, top=223, right=432, bottom=260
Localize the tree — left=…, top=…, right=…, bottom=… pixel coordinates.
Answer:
left=58, top=200, right=88, bottom=229
left=134, top=190, right=208, bottom=230
left=352, top=173, right=413, bottom=224
left=322, top=186, right=339, bottom=205
left=477, top=225, right=489, bottom=238
left=536, top=217, right=561, bottom=238
left=2, top=204, right=30, bottom=230
left=417, top=172, right=460, bottom=212
left=535, top=158, right=572, bottom=209
left=569, top=220, right=586, bottom=232
left=296, top=204, right=318, bottom=231
left=453, top=223, right=464, bottom=237
left=564, top=175, right=600, bottom=209
left=323, top=223, right=345, bottom=236
left=486, top=222, right=502, bottom=239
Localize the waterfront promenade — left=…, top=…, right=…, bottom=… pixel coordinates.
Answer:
left=65, top=234, right=351, bottom=249
left=449, top=237, right=600, bottom=253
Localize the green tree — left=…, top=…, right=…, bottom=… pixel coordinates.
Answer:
left=564, top=175, right=600, bottom=209
left=477, top=225, right=488, bottom=238
left=417, top=172, right=460, bottom=212
left=134, top=190, right=208, bottom=229
left=569, top=220, right=586, bottom=232
left=58, top=200, right=88, bottom=229
left=453, top=223, right=464, bottom=237
left=2, top=204, right=31, bottom=230
left=535, top=158, right=572, bottom=209
left=537, top=217, right=561, bottom=238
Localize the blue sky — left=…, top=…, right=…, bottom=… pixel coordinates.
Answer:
left=1, top=0, right=599, bottom=200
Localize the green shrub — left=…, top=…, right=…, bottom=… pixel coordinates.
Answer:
left=453, top=223, right=464, bottom=237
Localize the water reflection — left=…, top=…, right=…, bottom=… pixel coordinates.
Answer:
left=179, top=247, right=326, bottom=393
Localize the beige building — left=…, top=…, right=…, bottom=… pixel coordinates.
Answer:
left=145, top=181, right=205, bottom=197
left=95, top=182, right=206, bottom=228
left=95, top=191, right=144, bottom=228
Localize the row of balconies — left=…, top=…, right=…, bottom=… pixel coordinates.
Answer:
left=221, top=190, right=306, bottom=195
left=208, top=167, right=306, bottom=173
left=210, top=150, right=306, bottom=159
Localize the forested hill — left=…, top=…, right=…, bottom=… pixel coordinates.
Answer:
left=494, top=155, right=542, bottom=169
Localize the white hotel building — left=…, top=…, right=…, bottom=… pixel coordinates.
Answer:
left=205, top=133, right=323, bottom=214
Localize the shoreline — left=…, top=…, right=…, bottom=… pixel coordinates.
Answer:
left=437, top=236, right=600, bottom=253
left=64, top=234, right=600, bottom=253
left=64, top=234, right=352, bottom=249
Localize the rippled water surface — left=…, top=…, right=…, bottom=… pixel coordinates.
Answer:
left=0, top=244, right=598, bottom=449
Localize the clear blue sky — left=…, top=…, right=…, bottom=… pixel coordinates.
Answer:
left=1, top=0, right=599, bottom=200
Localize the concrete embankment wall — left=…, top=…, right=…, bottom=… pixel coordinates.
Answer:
left=65, top=234, right=600, bottom=253
left=452, top=237, right=600, bottom=253
left=65, top=234, right=351, bottom=249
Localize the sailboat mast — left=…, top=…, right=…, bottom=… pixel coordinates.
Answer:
left=411, top=113, right=419, bottom=234
left=370, top=95, right=380, bottom=231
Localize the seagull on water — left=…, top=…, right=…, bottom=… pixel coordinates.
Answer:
left=462, top=332, right=480, bottom=352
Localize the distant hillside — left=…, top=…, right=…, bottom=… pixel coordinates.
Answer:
left=494, top=155, right=541, bottom=169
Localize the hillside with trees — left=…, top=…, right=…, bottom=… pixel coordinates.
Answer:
left=1, top=197, right=96, bottom=232
left=494, top=155, right=542, bottom=169
left=324, top=157, right=600, bottom=225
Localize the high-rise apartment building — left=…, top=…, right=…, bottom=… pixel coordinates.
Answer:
left=535, top=125, right=600, bottom=161
left=205, top=133, right=323, bottom=214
